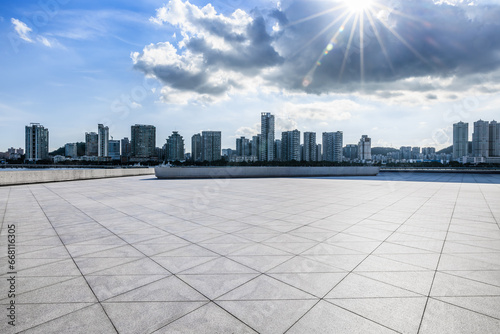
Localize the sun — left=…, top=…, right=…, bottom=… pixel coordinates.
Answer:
left=299, top=0, right=427, bottom=88
left=344, top=0, right=373, bottom=13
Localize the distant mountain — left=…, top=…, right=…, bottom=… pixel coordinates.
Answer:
left=49, top=146, right=65, bottom=156
left=371, top=147, right=399, bottom=156
left=437, top=145, right=453, bottom=154
left=49, top=142, right=86, bottom=156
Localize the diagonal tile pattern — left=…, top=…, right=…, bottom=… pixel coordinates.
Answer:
left=0, top=173, right=499, bottom=333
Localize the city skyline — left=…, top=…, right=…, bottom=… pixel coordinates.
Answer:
left=2, top=1, right=500, bottom=151
left=3, top=116, right=499, bottom=161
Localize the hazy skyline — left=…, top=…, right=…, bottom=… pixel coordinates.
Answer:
left=2, top=0, right=500, bottom=152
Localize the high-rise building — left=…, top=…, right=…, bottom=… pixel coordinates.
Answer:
left=472, top=120, right=489, bottom=158
left=108, top=140, right=120, bottom=160
left=343, top=144, right=358, bottom=161
left=303, top=132, right=317, bottom=162
left=422, top=147, right=436, bottom=159
left=358, top=135, right=372, bottom=161
left=260, top=113, right=275, bottom=161
left=25, top=123, right=49, bottom=161
left=453, top=121, right=469, bottom=159
left=236, top=137, right=250, bottom=156
left=165, top=131, right=185, bottom=161
left=121, top=137, right=131, bottom=157
left=131, top=124, right=156, bottom=158
left=489, top=120, right=500, bottom=157
left=274, top=139, right=282, bottom=161
left=400, top=146, right=412, bottom=160
left=85, top=132, right=98, bottom=156
left=98, top=124, right=109, bottom=157
left=316, top=144, right=322, bottom=161
left=323, top=131, right=343, bottom=162
left=222, top=148, right=234, bottom=158
left=191, top=134, right=202, bottom=162
left=411, top=147, right=421, bottom=159
left=281, top=130, right=301, bottom=161
left=251, top=135, right=260, bottom=158
left=65, top=143, right=78, bottom=159
left=201, top=131, right=221, bottom=162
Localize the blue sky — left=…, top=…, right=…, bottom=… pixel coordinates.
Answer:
left=2, top=0, right=500, bottom=153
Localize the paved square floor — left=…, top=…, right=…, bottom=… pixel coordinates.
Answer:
left=1, top=172, right=499, bottom=333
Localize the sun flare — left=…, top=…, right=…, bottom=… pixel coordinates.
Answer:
left=344, top=0, right=373, bottom=13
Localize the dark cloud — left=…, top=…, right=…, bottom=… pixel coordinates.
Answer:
left=134, top=0, right=500, bottom=101
left=426, top=93, right=438, bottom=100
left=273, top=0, right=500, bottom=93
left=185, top=16, right=284, bottom=73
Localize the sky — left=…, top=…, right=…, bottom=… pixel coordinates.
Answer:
left=1, top=0, right=500, bottom=153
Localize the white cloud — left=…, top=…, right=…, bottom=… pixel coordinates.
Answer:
left=235, top=125, right=260, bottom=138
left=11, top=18, right=57, bottom=48
left=37, top=36, right=52, bottom=47
left=11, top=18, right=33, bottom=42
left=131, top=102, right=142, bottom=109
left=133, top=0, right=283, bottom=104
left=279, top=100, right=358, bottom=121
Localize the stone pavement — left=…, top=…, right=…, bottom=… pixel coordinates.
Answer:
left=0, top=173, right=499, bottom=333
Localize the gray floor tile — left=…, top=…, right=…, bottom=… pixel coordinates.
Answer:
left=88, top=257, right=170, bottom=276
left=86, top=275, right=167, bottom=301
left=430, top=271, right=500, bottom=297
left=439, top=270, right=500, bottom=287
left=434, top=296, right=500, bottom=319
left=156, top=302, right=257, bottom=333
left=356, top=270, right=435, bottom=295
left=216, top=299, right=317, bottom=334
left=419, top=298, right=500, bottom=334
left=287, top=300, right=397, bottom=333
left=329, top=297, right=428, bottom=334
left=177, top=273, right=259, bottom=299
left=227, top=255, right=294, bottom=272
left=103, top=301, right=206, bottom=334
left=107, top=275, right=207, bottom=302
left=217, top=275, right=316, bottom=300
left=0, top=303, right=93, bottom=333
left=152, top=255, right=218, bottom=274
left=268, top=272, right=348, bottom=297
left=326, top=273, right=421, bottom=299
left=21, top=303, right=116, bottom=334
left=180, top=257, right=258, bottom=274
left=268, top=256, right=346, bottom=273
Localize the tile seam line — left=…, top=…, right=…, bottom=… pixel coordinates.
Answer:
left=283, top=180, right=447, bottom=333
left=24, top=185, right=120, bottom=334
left=416, top=179, right=463, bottom=334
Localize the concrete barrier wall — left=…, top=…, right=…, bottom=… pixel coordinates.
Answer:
left=0, top=168, right=154, bottom=186
left=155, top=166, right=380, bottom=179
